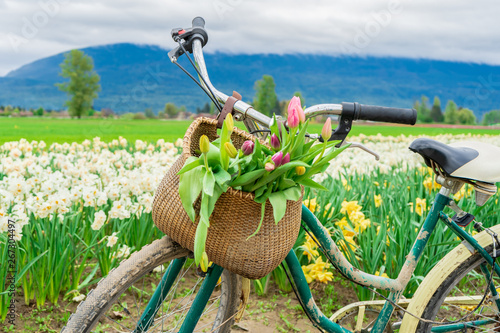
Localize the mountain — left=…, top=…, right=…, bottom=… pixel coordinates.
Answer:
left=2, top=43, right=500, bottom=118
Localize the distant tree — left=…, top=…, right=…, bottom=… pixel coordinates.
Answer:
left=253, top=75, right=278, bottom=116
left=56, top=49, right=101, bottom=119
left=482, top=109, right=500, bottom=125
left=430, top=96, right=443, bottom=123
left=202, top=102, right=210, bottom=114
left=164, top=103, right=179, bottom=118
left=87, top=108, right=95, bottom=117
left=416, top=95, right=432, bottom=123
left=133, top=112, right=147, bottom=120
left=144, top=108, right=156, bottom=119
left=101, top=108, right=115, bottom=118
left=443, top=100, right=459, bottom=124
left=279, top=100, right=289, bottom=116
left=457, top=108, right=476, bottom=125
left=34, top=107, right=44, bottom=116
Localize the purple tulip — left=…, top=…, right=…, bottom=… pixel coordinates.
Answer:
left=272, top=151, right=283, bottom=167
left=270, top=134, right=280, bottom=150
left=241, top=140, right=254, bottom=155
left=282, top=153, right=290, bottom=165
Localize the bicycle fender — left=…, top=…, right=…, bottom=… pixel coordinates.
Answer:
left=399, top=224, right=500, bottom=332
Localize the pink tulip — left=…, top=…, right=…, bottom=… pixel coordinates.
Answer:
left=265, top=163, right=275, bottom=172
left=321, top=118, right=332, bottom=142
left=287, top=108, right=299, bottom=129
left=288, top=96, right=305, bottom=124
left=272, top=151, right=283, bottom=166
left=241, top=140, right=254, bottom=155
left=282, top=153, right=290, bottom=165
left=270, top=134, right=280, bottom=150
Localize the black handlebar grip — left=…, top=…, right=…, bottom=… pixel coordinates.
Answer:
left=190, top=17, right=208, bottom=47
left=342, top=102, right=417, bottom=125
left=192, top=17, right=205, bottom=28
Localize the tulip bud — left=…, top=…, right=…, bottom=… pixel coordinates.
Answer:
left=200, top=135, right=210, bottom=154
left=288, top=96, right=305, bottom=124
left=224, top=142, right=237, bottom=158
left=271, top=151, right=283, bottom=167
left=295, top=166, right=306, bottom=175
left=200, top=251, right=209, bottom=272
left=265, top=163, right=275, bottom=172
left=224, top=113, right=234, bottom=133
left=241, top=140, right=254, bottom=155
left=321, top=118, right=332, bottom=142
left=270, top=134, right=280, bottom=150
left=282, top=152, right=290, bottom=165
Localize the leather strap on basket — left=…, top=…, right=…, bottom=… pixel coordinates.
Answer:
left=217, top=91, right=242, bottom=129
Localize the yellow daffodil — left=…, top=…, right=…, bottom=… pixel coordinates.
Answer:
left=374, top=194, right=382, bottom=208
left=304, top=198, right=318, bottom=213
left=340, top=200, right=362, bottom=216
left=415, top=198, right=427, bottom=216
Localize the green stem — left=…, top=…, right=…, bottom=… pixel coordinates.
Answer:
left=203, top=153, right=209, bottom=170
left=314, top=142, right=327, bottom=166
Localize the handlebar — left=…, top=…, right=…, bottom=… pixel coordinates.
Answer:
left=170, top=17, right=417, bottom=137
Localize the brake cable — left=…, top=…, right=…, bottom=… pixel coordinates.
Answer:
left=176, top=40, right=223, bottom=114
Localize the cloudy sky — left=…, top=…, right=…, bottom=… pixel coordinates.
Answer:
left=1, top=0, right=500, bottom=76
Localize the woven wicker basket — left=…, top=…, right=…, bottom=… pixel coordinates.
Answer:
left=152, top=117, right=303, bottom=279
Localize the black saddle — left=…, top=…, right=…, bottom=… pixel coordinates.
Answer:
left=409, top=138, right=479, bottom=177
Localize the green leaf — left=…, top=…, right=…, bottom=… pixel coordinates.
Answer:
left=207, top=184, right=223, bottom=219
left=213, top=167, right=231, bottom=186
left=193, top=223, right=208, bottom=265
left=283, top=185, right=302, bottom=201
left=206, top=142, right=221, bottom=166
left=300, top=143, right=350, bottom=180
left=249, top=161, right=309, bottom=192
left=290, top=119, right=309, bottom=156
left=247, top=203, right=266, bottom=240
left=203, top=169, right=215, bottom=196
left=270, top=114, right=279, bottom=138
left=280, top=178, right=296, bottom=189
left=269, top=191, right=287, bottom=224
left=280, top=122, right=289, bottom=146
left=261, top=145, right=273, bottom=156
left=298, top=178, right=327, bottom=191
left=230, top=169, right=266, bottom=187
left=199, top=193, right=210, bottom=227
left=177, top=156, right=201, bottom=175
left=253, top=185, right=267, bottom=198
left=254, top=184, right=273, bottom=204
left=179, top=167, right=204, bottom=222
left=253, top=139, right=262, bottom=161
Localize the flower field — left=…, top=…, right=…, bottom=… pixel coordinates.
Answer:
left=1, top=133, right=499, bottom=322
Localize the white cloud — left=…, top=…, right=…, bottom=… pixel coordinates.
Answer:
left=1, top=0, right=500, bottom=75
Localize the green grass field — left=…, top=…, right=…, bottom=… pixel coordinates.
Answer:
left=1, top=118, right=499, bottom=145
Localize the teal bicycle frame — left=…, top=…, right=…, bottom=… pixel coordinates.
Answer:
left=134, top=190, right=500, bottom=332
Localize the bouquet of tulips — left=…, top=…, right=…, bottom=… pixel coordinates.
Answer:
left=177, top=96, right=348, bottom=268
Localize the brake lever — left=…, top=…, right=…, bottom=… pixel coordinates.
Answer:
left=341, top=141, right=380, bottom=161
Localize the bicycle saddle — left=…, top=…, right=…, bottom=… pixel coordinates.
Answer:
left=409, top=138, right=500, bottom=183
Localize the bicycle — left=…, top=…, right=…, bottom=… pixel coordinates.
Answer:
left=62, top=17, right=500, bottom=332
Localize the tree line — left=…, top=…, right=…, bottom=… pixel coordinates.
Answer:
left=413, top=95, right=500, bottom=125
left=8, top=48, right=500, bottom=126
